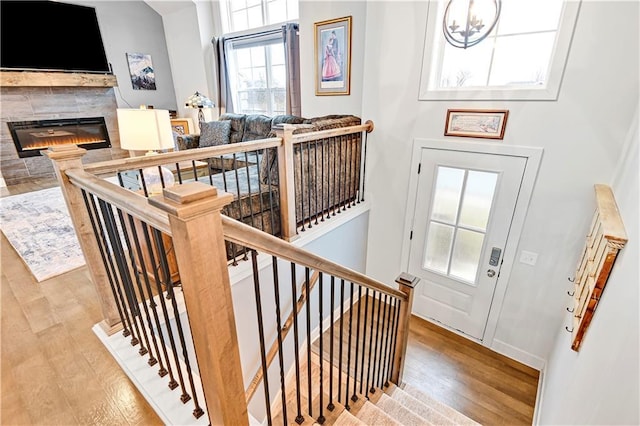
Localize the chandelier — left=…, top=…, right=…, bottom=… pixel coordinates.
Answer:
left=443, top=0, right=501, bottom=49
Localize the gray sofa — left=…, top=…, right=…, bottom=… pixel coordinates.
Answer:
left=176, top=113, right=362, bottom=234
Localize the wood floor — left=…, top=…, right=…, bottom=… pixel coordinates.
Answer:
left=1, top=179, right=539, bottom=425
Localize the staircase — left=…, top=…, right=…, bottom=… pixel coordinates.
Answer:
left=271, top=351, right=480, bottom=425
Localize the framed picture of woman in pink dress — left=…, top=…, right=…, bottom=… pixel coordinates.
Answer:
left=314, top=16, right=352, bottom=96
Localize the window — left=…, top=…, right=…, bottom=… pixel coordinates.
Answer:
left=225, top=32, right=287, bottom=115
left=419, top=0, right=581, bottom=100
left=219, top=0, right=299, bottom=115
left=423, top=166, right=498, bottom=284
left=220, top=0, right=298, bottom=34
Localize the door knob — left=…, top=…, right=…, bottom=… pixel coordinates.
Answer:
left=487, top=269, right=496, bottom=277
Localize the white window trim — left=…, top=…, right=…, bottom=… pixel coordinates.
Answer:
left=418, top=0, right=582, bottom=101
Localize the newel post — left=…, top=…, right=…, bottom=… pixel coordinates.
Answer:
left=273, top=124, right=297, bottom=241
left=391, top=272, right=420, bottom=385
left=45, top=145, right=121, bottom=332
left=149, top=182, right=248, bottom=426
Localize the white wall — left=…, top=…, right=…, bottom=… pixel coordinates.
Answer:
left=151, top=0, right=220, bottom=124
left=537, top=108, right=639, bottom=425
left=75, top=1, right=178, bottom=110
left=361, top=0, right=639, bottom=364
left=298, top=1, right=366, bottom=118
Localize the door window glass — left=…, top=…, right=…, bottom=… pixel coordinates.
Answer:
left=423, top=166, right=498, bottom=283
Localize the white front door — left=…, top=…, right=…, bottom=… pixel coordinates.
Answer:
left=407, top=148, right=527, bottom=340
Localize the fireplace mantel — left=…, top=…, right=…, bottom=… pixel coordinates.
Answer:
left=0, top=71, right=118, bottom=87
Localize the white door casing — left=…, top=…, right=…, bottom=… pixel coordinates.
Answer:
left=400, top=139, right=543, bottom=346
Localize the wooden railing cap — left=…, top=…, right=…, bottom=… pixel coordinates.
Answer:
left=149, top=182, right=234, bottom=220
left=45, top=144, right=87, bottom=161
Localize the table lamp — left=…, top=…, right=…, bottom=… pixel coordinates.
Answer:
left=117, top=108, right=175, bottom=194
left=184, top=91, right=214, bottom=129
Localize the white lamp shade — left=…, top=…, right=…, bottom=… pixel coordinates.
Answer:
left=117, top=109, right=175, bottom=152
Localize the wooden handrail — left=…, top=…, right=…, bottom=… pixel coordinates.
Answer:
left=288, top=121, right=374, bottom=145
left=64, top=168, right=171, bottom=234
left=84, top=138, right=282, bottom=175
left=222, top=216, right=407, bottom=300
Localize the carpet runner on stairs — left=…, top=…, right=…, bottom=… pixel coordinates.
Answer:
left=274, top=351, right=481, bottom=425
left=307, top=381, right=481, bottom=425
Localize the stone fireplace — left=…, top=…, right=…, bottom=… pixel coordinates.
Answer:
left=0, top=72, right=127, bottom=186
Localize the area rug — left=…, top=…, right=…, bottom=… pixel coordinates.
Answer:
left=0, top=186, right=85, bottom=282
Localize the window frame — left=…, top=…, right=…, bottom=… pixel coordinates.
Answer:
left=224, top=25, right=288, bottom=115
left=418, top=0, right=582, bottom=101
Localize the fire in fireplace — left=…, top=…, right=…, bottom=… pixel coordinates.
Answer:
left=7, top=117, right=111, bottom=158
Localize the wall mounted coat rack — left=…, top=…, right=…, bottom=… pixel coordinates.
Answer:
left=570, top=184, right=627, bottom=351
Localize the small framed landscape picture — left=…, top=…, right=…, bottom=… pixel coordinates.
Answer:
left=314, top=16, right=352, bottom=96
left=126, top=52, right=156, bottom=90
left=170, top=118, right=193, bottom=135
left=444, top=109, right=509, bottom=140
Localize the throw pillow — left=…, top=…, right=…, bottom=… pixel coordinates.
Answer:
left=199, top=120, right=231, bottom=147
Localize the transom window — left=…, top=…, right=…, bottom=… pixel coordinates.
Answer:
left=219, top=0, right=298, bottom=115
left=419, top=0, right=581, bottom=100
left=220, top=0, right=298, bottom=34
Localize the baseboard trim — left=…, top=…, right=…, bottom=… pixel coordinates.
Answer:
left=491, top=339, right=545, bottom=370
left=532, top=364, right=546, bottom=426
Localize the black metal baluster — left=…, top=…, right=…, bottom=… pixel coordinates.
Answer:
left=370, top=291, right=383, bottom=394
left=306, top=141, right=312, bottom=228
left=354, top=133, right=362, bottom=205
left=139, top=168, right=149, bottom=197
left=125, top=215, right=167, bottom=372
left=321, top=138, right=326, bottom=222
left=150, top=229, right=190, bottom=399
left=305, top=267, right=312, bottom=417
left=337, top=279, right=345, bottom=405
left=383, top=298, right=397, bottom=388
left=265, top=148, right=277, bottom=236
left=298, top=144, right=305, bottom=232
left=139, top=224, right=179, bottom=389
left=244, top=151, right=256, bottom=229
left=191, top=159, right=199, bottom=182
left=271, top=256, right=288, bottom=424
left=116, top=210, right=154, bottom=362
left=387, top=299, right=401, bottom=387
left=331, top=136, right=337, bottom=217
left=342, top=135, right=348, bottom=211
left=314, top=140, right=319, bottom=225
left=344, top=282, right=354, bottom=410
left=358, top=289, right=370, bottom=395
left=365, top=293, right=377, bottom=397
left=156, top=235, right=205, bottom=418
left=97, top=199, right=139, bottom=345
left=336, top=136, right=343, bottom=214
left=233, top=153, right=248, bottom=260
left=251, top=251, right=272, bottom=425
left=81, top=191, right=129, bottom=336
left=175, top=162, right=183, bottom=184
left=291, top=263, right=305, bottom=424
left=346, top=134, right=353, bottom=208
left=254, top=150, right=266, bottom=232
left=207, top=158, right=214, bottom=186
left=220, top=154, right=239, bottom=265
left=351, top=285, right=362, bottom=402
left=361, top=131, right=368, bottom=202
left=377, top=295, right=389, bottom=388
left=317, top=272, right=325, bottom=424
left=327, top=276, right=335, bottom=411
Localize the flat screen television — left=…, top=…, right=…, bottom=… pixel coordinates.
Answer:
left=1, top=1, right=111, bottom=74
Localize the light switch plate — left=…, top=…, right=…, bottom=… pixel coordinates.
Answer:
left=519, top=250, right=538, bottom=266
